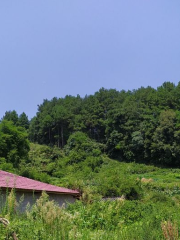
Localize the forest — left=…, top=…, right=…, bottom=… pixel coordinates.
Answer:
left=2, top=81, right=180, bottom=167
left=1, top=81, right=180, bottom=239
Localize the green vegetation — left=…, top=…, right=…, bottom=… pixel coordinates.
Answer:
left=1, top=138, right=180, bottom=239
left=28, top=81, right=180, bottom=167
left=0, top=120, right=29, bottom=169
left=1, top=82, right=180, bottom=239
left=1, top=157, right=180, bottom=239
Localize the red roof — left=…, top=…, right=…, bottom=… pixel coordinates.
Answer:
left=0, top=170, right=79, bottom=195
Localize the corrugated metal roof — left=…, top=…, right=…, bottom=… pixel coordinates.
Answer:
left=0, top=170, right=79, bottom=195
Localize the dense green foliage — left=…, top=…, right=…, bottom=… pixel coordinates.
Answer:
left=1, top=158, right=180, bottom=239
left=0, top=132, right=180, bottom=239
left=2, top=111, right=29, bottom=130
left=28, top=82, right=180, bottom=166
left=0, top=120, right=29, bottom=168
left=2, top=82, right=180, bottom=239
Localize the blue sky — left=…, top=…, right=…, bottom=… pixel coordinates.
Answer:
left=0, top=0, right=180, bottom=119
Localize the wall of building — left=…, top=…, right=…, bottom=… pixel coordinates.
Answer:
left=0, top=190, right=77, bottom=212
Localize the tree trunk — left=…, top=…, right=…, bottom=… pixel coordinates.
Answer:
left=61, top=124, right=64, bottom=148
left=58, top=125, right=60, bottom=148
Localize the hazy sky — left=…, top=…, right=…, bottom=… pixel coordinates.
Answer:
left=0, top=1, right=180, bottom=119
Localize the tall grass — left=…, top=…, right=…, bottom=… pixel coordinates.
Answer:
left=1, top=190, right=180, bottom=239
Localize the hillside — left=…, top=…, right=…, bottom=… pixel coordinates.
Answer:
left=1, top=140, right=180, bottom=239
left=3, top=82, right=180, bottom=167
left=1, top=82, right=180, bottom=238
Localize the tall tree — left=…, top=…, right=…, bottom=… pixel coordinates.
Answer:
left=18, top=112, right=29, bottom=129
left=2, top=110, right=19, bottom=125
left=0, top=120, right=30, bottom=167
left=151, top=110, right=180, bottom=165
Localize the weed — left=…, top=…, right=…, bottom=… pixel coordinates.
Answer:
left=161, top=220, right=178, bottom=240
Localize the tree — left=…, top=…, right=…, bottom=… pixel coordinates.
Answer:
left=2, top=110, right=19, bottom=125
left=18, top=112, right=29, bottom=129
left=0, top=120, right=30, bottom=167
left=52, top=105, right=69, bottom=148
left=151, top=110, right=180, bottom=165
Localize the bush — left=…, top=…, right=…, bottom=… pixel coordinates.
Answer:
left=99, top=176, right=142, bottom=200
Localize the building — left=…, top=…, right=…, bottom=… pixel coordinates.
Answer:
left=0, top=170, right=80, bottom=211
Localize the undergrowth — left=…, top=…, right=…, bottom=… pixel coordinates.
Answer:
left=0, top=190, right=180, bottom=239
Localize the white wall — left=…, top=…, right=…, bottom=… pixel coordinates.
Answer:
left=0, top=191, right=77, bottom=212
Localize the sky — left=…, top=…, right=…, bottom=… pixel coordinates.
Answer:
left=0, top=1, right=180, bottom=119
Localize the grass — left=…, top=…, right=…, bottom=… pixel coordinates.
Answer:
left=1, top=170, right=180, bottom=239
left=2, top=143, right=180, bottom=239
left=0, top=197, right=179, bottom=239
